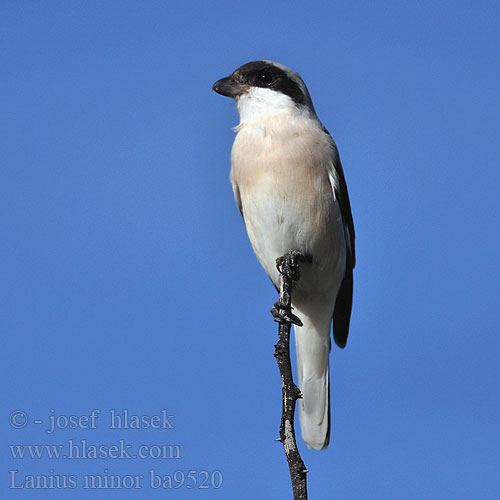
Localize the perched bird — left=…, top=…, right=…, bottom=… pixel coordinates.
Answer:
left=212, top=61, right=355, bottom=449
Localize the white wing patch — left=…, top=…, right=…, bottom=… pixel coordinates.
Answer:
left=328, top=169, right=340, bottom=198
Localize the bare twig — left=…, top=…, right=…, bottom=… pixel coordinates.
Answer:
left=271, top=250, right=309, bottom=500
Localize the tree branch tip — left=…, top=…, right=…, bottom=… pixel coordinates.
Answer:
left=273, top=250, right=309, bottom=499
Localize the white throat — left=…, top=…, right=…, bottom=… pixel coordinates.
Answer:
left=236, top=87, right=298, bottom=125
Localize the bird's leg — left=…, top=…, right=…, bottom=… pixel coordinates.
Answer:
left=275, top=250, right=312, bottom=280
left=270, top=250, right=311, bottom=326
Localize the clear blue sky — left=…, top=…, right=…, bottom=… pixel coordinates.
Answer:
left=2, top=1, right=499, bottom=498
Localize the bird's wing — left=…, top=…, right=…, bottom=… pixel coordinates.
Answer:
left=325, top=130, right=355, bottom=348
left=232, top=182, right=244, bottom=218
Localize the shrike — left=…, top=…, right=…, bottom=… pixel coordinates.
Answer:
left=212, top=61, right=355, bottom=449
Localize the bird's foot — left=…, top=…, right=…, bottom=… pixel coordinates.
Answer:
left=271, top=302, right=303, bottom=326
left=275, top=251, right=312, bottom=282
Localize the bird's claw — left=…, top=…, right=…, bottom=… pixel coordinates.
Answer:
left=275, top=251, right=312, bottom=281
left=271, top=302, right=303, bottom=326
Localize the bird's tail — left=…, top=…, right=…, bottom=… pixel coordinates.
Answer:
left=294, top=306, right=331, bottom=450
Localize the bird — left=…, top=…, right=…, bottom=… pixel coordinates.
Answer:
left=212, top=61, right=355, bottom=449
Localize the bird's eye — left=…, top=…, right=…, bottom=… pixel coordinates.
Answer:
left=258, top=72, right=273, bottom=84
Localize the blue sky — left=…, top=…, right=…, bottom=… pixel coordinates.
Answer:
left=2, top=1, right=499, bottom=498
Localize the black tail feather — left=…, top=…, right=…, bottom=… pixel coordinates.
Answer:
left=333, top=265, right=353, bottom=349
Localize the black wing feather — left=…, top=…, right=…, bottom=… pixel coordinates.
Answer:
left=324, top=130, right=356, bottom=348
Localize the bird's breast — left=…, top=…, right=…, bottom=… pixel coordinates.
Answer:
left=230, top=116, right=345, bottom=292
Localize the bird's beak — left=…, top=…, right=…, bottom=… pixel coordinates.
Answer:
left=212, top=76, right=247, bottom=98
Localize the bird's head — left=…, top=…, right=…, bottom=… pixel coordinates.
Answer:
left=212, top=60, right=316, bottom=123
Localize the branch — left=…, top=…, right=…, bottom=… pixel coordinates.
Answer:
left=271, top=250, right=309, bottom=500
